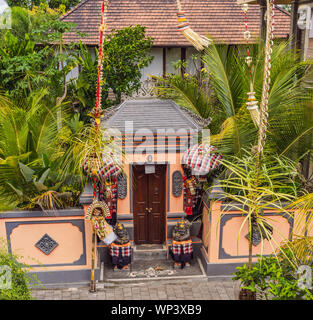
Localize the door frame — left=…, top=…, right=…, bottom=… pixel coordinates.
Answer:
left=130, top=162, right=169, bottom=244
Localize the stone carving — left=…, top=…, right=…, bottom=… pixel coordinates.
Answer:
left=35, top=233, right=58, bottom=255
left=110, top=222, right=132, bottom=270
left=127, top=79, right=157, bottom=99
left=245, top=220, right=273, bottom=247
left=172, top=218, right=191, bottom=242
left=113, top=222, right=130, bottom=245
left=171, top=219, right=193, bottom=269
left=117, top=174, right=127, bottom=199
left=172, top=170, right=183, bottom=197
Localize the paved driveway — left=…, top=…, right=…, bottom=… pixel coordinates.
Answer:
left=31, top=278, right=236, bottom=300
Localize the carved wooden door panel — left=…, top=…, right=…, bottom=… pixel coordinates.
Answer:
left=133, top=165, right=166, bottom=244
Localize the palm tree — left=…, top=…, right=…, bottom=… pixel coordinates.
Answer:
left=155, top=41, right=313, bottom=161
left=0, top=89, right=73, bottom=210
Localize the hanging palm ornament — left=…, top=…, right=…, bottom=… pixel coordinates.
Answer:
left=257, top=0, right=275, bottom=155
left=240, top=0, right=275, bottom=155
left=176, top=0, right=211, bottom=51
left=241, top=3, right=260, bottom=128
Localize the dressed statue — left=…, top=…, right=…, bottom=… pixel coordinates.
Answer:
left=171, top=219, right=193, bottom=269
left=109, top=222, right=132, bottom=270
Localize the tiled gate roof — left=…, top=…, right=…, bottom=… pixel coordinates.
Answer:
left=61, top=0, right=290, bottom=46
left=104, top=99, right=207, bottom=132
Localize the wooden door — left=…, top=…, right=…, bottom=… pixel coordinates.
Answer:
left=133, top=165, right=166, bottom=244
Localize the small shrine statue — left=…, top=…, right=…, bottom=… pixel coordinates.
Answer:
left=171, top=219, right=193, bottom=269
left=85, top=200, right=117, bottom=245
left=109, top=222, right=132, bottom=270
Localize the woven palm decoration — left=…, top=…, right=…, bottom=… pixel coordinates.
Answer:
left=240, top=3, right=260, bottom=128
left=176, top=0, right=211, bottom=51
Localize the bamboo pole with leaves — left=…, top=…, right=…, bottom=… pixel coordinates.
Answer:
left=88, top=0, right=108, bottom=293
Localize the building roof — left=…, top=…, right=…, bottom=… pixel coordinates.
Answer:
left=103, top=99, right=208, bottom=133
left=60, top=0, right=290, bottom=47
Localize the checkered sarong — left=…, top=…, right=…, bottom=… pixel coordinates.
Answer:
left=109, top=243, right=132, bottom=258
left=109, top=242, right=132, bottom=269
left=182, top=144, right=222, bottom=175
left=171, top=240, right=193, bottom=255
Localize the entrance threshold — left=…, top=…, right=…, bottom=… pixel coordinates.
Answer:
left=100, top=258, right=207, bottom=283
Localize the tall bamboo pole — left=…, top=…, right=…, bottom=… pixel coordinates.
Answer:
left=90, top=230, right=97, bottom=292
left=89, top=0, right=108, bottom=293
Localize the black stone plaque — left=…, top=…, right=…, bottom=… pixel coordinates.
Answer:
left=172, top=170, right=183, bottom=197
left=35, top=233, right=58, bottom=255
left=117, top=174, right=127, bottom=199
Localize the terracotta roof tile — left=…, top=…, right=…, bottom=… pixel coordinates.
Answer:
left=61, top=0, right=290, bottom=46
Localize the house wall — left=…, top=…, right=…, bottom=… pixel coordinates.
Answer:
left=141, top=48, right=163, bottom=81
left=64, top=46, right=201, bottom=83
left=308, top=38, right=313, bottom=58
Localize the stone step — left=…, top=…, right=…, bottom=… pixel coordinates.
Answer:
left=99, top=257, right=206, bottom=284
left=133, top=244, right=167, bottom=260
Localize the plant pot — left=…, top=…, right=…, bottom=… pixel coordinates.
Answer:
left=190, top=220, right=202, bottom=237
left=239, top=288, right=256, bottom=300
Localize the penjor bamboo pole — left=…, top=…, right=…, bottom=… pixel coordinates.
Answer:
left=89, top=0, right=108, bottom=293
left=90, top=229, right=97, bottom=292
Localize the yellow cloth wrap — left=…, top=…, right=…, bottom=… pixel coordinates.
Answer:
left=172, top=239, right=192, bottom=246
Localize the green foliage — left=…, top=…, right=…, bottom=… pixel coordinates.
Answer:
left=218, top=151, right=300, bottom=198
left=60, top=123, right=123, bottom=181
left=212, top=151, right=301, bottom=270
left=0, top=91, right=82, bottom=210
left=67, top=42, right=98, bottom=122
left=68, top=26, right=153, bottom=118
left=69, top=26, right=153, bottom=117
left=102, top=25, right=153, bottom=105
left=0, top=6, right=79, bottom=101
left=0, top=239, right=40, bottom=300
left=7, top=0, right=81, bottom=10
left=156, top=41, right=313, bottom=161
left=233, top=254, right=313, bottom=300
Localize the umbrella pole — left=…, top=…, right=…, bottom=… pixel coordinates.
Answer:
left=90, top=229, right=97, bottom=293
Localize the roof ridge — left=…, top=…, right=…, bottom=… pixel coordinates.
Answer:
left=171, top=101, right=211, bottom=129
left=60, top=0, right=92, bottom=21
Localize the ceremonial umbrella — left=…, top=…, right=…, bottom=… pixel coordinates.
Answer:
left=182, top=144, right=223, bottom=176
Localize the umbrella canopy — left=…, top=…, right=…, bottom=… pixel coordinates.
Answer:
left=182, top=144, right=223, bottom=176
left=98, top=156, right=122, bottom=180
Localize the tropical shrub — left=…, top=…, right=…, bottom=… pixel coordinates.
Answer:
left=233, top=254, right=313, bottom=300
left=0, top=6, right=78, bottom=101
left=156, top=41, right=313, bottom=162
left=7, top=0, right=80, bottom=11
left=69, top=26, right=154, bottom=117
left=0, top=91, right=82, bottom=210
left=0, top=240, right=40, bottom=300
